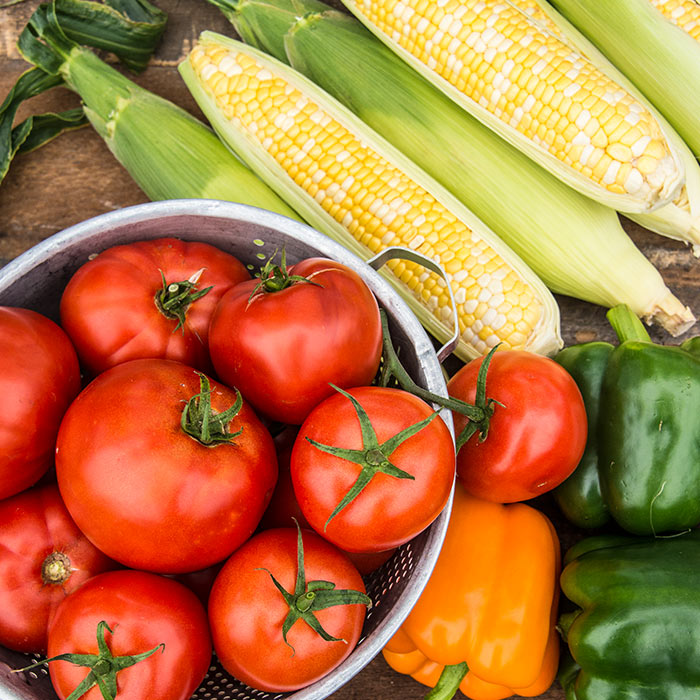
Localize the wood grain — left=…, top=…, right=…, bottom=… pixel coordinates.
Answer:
left=0, top=1, right=698, bottom=699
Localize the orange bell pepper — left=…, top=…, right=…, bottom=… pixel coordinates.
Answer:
left=382, top=483, right=561, bottom=700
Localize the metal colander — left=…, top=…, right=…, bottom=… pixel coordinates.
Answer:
left=0, top=200, right=455, bottom=700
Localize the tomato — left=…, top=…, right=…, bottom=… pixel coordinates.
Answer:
left=56, top=359, right=278, bottom=573
left=208, top=527, right=369, bottom=692
left=0, top=483, right=116, bottom=653
left=208, top=257, right=382, bottom=424
left=260, top=426, right=396, bottom=574
left=45, top=570, right=211, bottom=700
left=448, top=350, right=587, bottom=503
left=60, top=237, right=250, bottom=375
left=291, top=386, right=455, bottom=553
left=0, top=306, right=81, bottom=500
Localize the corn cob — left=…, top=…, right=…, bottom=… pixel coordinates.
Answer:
left=8, top=3, right=299, bottom=219
left=547, top=0, right=700, bottom=160
left=647, top=0, right=700, bottom=42
left=180, top=32, right=562, bottom=360
left=338, top=0, right=687, bottom=215
left=510, top=0, right=700, bottom=252
left=208, top=0, right=695, bottom=335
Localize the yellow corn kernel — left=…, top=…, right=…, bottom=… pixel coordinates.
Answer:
left=350, top=0, right=680, bottom=205
left=649, top=0, right=700, bottom=42
left=188, top=42, right=549, bottom=356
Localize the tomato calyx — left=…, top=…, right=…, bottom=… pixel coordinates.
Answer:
left=154, top=268, right=212, bottom=333
left=13, top=620, right=164, bottom=700
left=377, top=310, right=503, bottom=451
left=41, top=551, right=72, bottom=586
left=249, top=249, right=320, bottom=300
left=180, top=372, right=244, bottom=446
left=260, top=522, right=371, bottom=654
left=307, top=385, right=441, bottom=529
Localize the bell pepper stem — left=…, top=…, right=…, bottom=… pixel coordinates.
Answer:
left=424, top=662, right=469, bottom=700
left=606, top=304, right=651, bottom=344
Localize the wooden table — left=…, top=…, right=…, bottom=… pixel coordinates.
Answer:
left=1, top=2, right=698, bottom=699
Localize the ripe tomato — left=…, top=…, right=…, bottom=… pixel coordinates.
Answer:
left=0, top=483, right=116, bottom=653
left=56, top=359, right=278, bottom=573
left=0, top=306, right=81, bottom=500
left=208, top=257, right=382, bottom=424
left=260, top=426, right=396, bottom=574
left=448, top=350, right=587, bottom=503
left=208, top=527, right=369, bottom=692
left=60, top=237, right=250, bottom=375
left=45, top=570, right=211, bottom=700
left=291, top=386, right=455, bottom=553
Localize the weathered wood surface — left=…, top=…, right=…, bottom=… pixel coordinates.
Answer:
left=1, top=1, right=698, bottom=699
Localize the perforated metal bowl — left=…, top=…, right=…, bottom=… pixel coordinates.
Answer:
left=0, top=200, right=454, bottom=700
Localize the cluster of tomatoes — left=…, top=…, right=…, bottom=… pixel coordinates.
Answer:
left=0, top=237, right=461, bottom=699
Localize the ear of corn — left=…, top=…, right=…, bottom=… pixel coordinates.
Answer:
left=62, top=46, right=301, bottom=215
left=547, top=0, right=700, bottom=161
left=648, top=0, right=700, bottom=41
left=208, top=0, right=695, bottom=335
left=180, top=31, right=563, bottom=360
left=5, top=1, right=300, bottom=219
left=337, top=0, right=687, bottom=215
left=512, top=0, right=700, bottom=253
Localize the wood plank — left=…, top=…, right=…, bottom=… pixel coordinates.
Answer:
left=0, top=2, right=698, bottom=700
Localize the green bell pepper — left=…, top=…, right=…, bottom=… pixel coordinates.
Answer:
left=554, top=305, right=700, bottom=535
left=559, top=530, right=700, bottom=700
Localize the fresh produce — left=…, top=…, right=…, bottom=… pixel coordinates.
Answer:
left=291, top=385, right=455, bottom=552
left=60, top=237, right=251, bottom=375
left=0, top=1, right=300, bottom=218
left=554, top=304, right=700, bottom=535
left=0, top=483, right=116, bottom=653
left=338, top=0, right=685, bottom=214
left=208, top=0, right=697, bottom=335
left=547, top=0, right=700, bottom=160
left=501, top=0, right=700, bottom=250
left=0, top=306, right=81, bottom=500
left=559, top=530, right=700, bottom=700
left=55, top=359, right=278, bottom=573
left=208, top=254, right=383, bottom=424
left=180, top=31, right=562, bottom=361
left=260, top=425, right=397, bottom=574
left=448, top=349, right=587, bottom=503
left=208, top=525, right=371, bottom=692
left=382, top=483, right=561, bottom=700
left=34, top=570, right=212, bottom=700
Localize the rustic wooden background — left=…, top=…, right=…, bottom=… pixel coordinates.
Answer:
left=1, top=1, right=698, bottom=699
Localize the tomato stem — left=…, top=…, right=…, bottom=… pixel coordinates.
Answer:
left=377, top=309, right=501, bottom=451
left=154, top=268, right=212, bottom=333
left=248, top=248, right=321, bottom=300
left=307, top=383, right=443, bottom=529
left=180, top=372, right=244, bottom=446
left=259, top=521, right=371, bottom=654
left=12, top=620, right=164, bottom=700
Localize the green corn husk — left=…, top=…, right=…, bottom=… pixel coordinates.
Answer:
left=207, top=0, right=695, bottom=336
left=519, top=0, right=700, bottom=255
left=2, top=1, right=299, bottom=219
left=336, top=0, right=688, bottom=216
left=547, top=0, right=700, bottom=160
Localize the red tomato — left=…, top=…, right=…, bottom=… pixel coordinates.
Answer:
left=0, top=307, right=81, bottom=500
left=448, top=350, right=587, bottom=503
left=0, top=483, right=116, bottom=653
left=60, top=237, right=250, bottom=375
left=208, top=527, right=368, bottom=692
left=261, top=426, right=396, bottom=574
left=291, top=386, right=455, bottom=553
left=208, top=257, right=382, bottom=424
left=56, top=359, right=278, bottom=573
left=46, top=570, right=211, bottom=700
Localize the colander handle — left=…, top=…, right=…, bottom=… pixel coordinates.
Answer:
left=366, top=246, right=459, bottom=364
